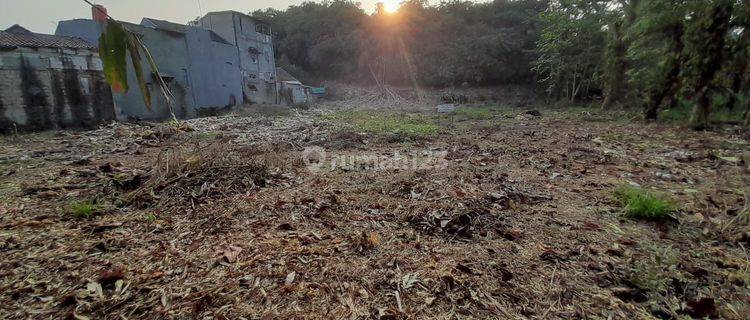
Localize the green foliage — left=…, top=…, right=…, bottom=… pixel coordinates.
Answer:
left=99, top=22, right=129, bottom=93
left=533, top=0, right=608, bottom=101
left=126, top=32, right=151, bottom=110
left=628, top=245, right=680, bottom=293
left=145, top=212, right=158, bottom=222
left=454, top=106, right=497, bottom=120
left=98, top=19, right=175, bottom=115
left=455, top=107, right=492, bottom=120
left=68, top=200, right=103, bottom=219
left=659, top=103, right=747, bottom=124
left=613, top=186, right=677, bottom=220
left=323, top=111, right=441, bottom=138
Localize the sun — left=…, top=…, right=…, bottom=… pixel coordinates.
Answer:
left=383, top=0, right=400, bottom=13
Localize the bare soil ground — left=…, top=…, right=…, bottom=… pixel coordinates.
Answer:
left=1, top=100, right=749, bottom=319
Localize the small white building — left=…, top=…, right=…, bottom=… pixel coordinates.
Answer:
left=276, top=67, right=313, bottom=107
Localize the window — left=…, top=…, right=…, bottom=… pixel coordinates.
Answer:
left=248, top=47, right=260, bottom=64
left=255, top=23, right=271, bottom=35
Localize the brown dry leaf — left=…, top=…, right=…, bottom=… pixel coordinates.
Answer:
left=220, top=245, right=243, bottom=263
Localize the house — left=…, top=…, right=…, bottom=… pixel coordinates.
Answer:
left=56, top=6, right=243, bottom=121
left=0, top=24, right=115, bottom=132
left=4, top=6, right=312, bottom=129
left=276, top=67, right=313, bottom=107
left=195, top=11, right=279, bottom=105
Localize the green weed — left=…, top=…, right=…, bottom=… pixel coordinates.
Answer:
left=628, top=245, right=680, bottom=293
left=67, top=200, right=103, bottom=219
left=660, top=104, right=746, bottom=125
left=145, top=212, right=158, bottom=222
left=613, top=186, right=677, bottom=220
left=454, top=107, right=494, bottom=120
left=322, top=111, right=441, bottom=138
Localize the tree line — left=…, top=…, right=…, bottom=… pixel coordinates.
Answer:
left=252, top=0, right=749, bottom=128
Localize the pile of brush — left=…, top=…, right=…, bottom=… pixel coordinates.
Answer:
left=128, top=143, right=269, bottom=206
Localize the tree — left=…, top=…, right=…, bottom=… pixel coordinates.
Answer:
left=681, top=0, right=734, bottom=129
left=601, top=0, right=640, bottom=109
left=534, top=0, right=608, bottom=102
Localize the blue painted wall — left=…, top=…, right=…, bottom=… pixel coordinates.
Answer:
left=197, top=12, right=278, bottom=105
left=56, top=19, right=244, bottom=121
left=185, top=28, right=243, bottom=110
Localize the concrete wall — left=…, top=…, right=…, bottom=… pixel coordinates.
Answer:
left=0, top=48, right=115, bottom=132
left=56, top=19, right=104, bottom=46
left=197, top=12, right=278, bottom=105
left=184, top=28, right=243, bottom=111
left=118, top=23, right=193, bottom=121
left=58, top=21, right=194, bottom=121
left=57, top=19, right=252, bottom=120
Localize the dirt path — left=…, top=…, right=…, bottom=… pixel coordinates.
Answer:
left=1, top=104, right=749, bottom=319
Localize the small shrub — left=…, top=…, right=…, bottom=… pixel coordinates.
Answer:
left=613, top=186, right=677, bottom=220
left=627, top=245, right=680, bottom=293
left=68, top=200, right=102, bottom=219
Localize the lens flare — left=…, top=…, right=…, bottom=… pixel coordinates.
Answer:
left=383, top=0, right=400, bottom=13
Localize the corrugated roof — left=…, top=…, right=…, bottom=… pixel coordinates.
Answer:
left=0, top=28, right=96, bottom=50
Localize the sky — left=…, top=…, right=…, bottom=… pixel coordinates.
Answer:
left=0, top=0, right=392, bottom=34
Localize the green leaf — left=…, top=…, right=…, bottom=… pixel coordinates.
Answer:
left=98, top=22, right=129, bottom=93
left=134, top=35, right=175, bottom=110
left=126, top=33, right=152, bottom=111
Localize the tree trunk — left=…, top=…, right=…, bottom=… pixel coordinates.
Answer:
left=645, top=24, right=684, bottom=120
left=726, top=18, right=749, bottom=111
left=690, top=2, right=733, bottom=130
left=602, top=22, right=628, bottom=109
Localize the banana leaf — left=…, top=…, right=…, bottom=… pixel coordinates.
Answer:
left=98, top=21, right=175, bottom=115
left=125, top=33, right=152, bottom=110
left=98, top=22, right=128, bottom=93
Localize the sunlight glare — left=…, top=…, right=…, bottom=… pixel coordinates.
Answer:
left=383, top=0, right=400, bottom=13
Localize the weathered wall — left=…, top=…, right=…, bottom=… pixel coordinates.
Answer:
left=55, top=19, right=104, bottom=47
left=57, top=19, right=251, bottom=120
left=116, top=23, right=194, bottom=120
left=278, top=82, right=312, bottom=107
left=0, top=48, right=115, bottom=133
left=184, top=28, right=243, bottom=111
left=198, top=12, right=278, bottom=105
left=59, top=21, right=194, bottom=120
